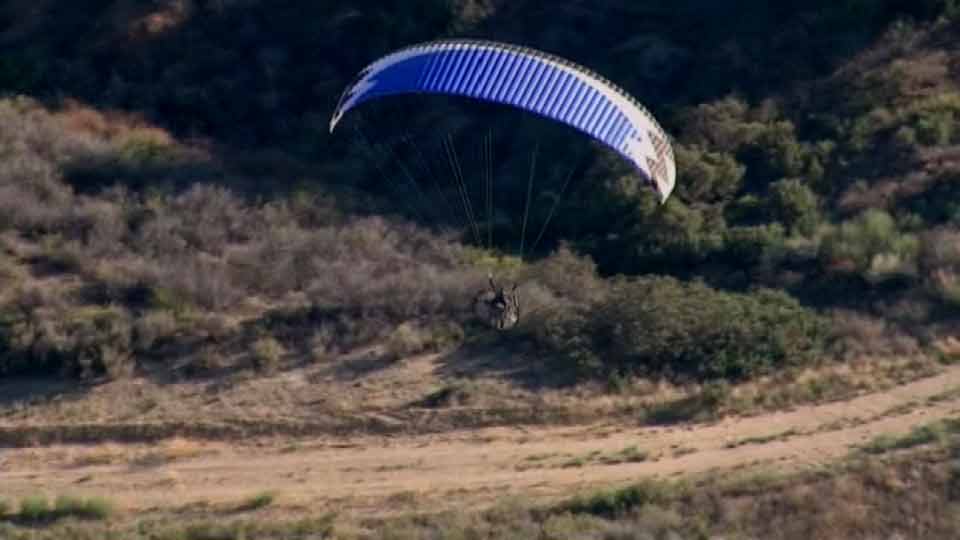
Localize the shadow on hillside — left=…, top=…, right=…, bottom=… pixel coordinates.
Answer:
left=169, top=304, right=573, bottom=391
left=1, top=0, right=911, bottom=196
left=430, top=334, right=579, bottom=391
left=0, top=377, right=88, bottom=409
left=316, top=348, right=397, bottom=383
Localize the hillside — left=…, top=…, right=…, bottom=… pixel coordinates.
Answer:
left=3, top=1, right=960, bottom=538
left=2, top=0, right=960, bottom=384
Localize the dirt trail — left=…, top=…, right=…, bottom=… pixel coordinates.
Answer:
left=3, top=365, right=960, bottom=517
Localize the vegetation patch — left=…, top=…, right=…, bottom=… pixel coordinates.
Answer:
left=8, top=494, right=114, bottom=523
left=534, top=277, right=829, bottom=383
left=238, top=491, right=276, bottom=512
left=858, top=418, right=960, bottom=455
left=560, top=479, right=681, bottom=518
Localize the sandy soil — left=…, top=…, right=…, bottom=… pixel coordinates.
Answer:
left=2, top=363, right=959, bottom=519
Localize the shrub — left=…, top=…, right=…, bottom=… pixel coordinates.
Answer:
left=915, top=105, right=957, bottom=146
left=53, top=494, right=85, bottom=518
left=562, top=479, right=681, bottom=517
left=163, top=184, right=249, bottom=256
left=673, top=145, right=746, bottom=203
left=18, top=495, right=114, bottom=522
left=722, top=223, right=786, bottom=267
left=251, top=336, right=285, bottom=374
left=240, top=491, right=275, bottom=511
left=677, top=97, right=751, bottom=147
left=616, top=197, right=726, bottom=270
left=860, top=420, right=959, bottom=454
left=519, top=245, right=606, bottom=306
left=767, top=178, right=820, bottom=236
left=384, top=322, right=431, bottom=361
left=893, top=125, right=918, bottom=153
left=148, top=286, right=196, bottom=316
left=928, top=269, right=960, bottom=307
left=133, top=310, right=179, bottom=351
left=67, top=307, right=135, bottom=379
left=19, top=494, right=51, bottom=521
left=820, top=209, right=919, bottom=283
left=384, top=320, right=463, bottom=362
left=829, top=310, right=920, bottom=360
left=78, top=496, right=114, bottom=520
left=154, top=256, right=241, bottom=312
left=918, top=228, right=960, bottom=306
left=919, top=228, right=960, bottom=271
left=740, top=120, right=809, bottom=182
left=535, top=277, right=829, bottom=382
left=0, top=304, right=135, bottom=379
left=725, top=193, right=767, bottom=225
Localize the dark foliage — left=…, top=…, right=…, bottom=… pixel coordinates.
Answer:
left=534, top=276, right=829, bottom=382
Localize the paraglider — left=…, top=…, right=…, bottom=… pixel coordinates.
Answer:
left=329, top=39, right=677, bottom=329
left=330, top=39, right=676, bottom=202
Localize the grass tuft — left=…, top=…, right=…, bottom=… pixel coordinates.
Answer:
left=239, top=491, right=276, bottom=512
left=859, top=420, right=960, bottom=454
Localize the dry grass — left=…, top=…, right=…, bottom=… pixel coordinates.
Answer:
left=170, top=437, right=960, bottom=539
left=69, top=443, right=128, bottom=467
left=556, top=353, right=944, bottom=425
left=0, top=349, right=946, bottom=449
left=131, top=437, right=216, bottom=467
left=0, top=98, right=492, bottom=382
left=55, top=99, right=176, bottom=147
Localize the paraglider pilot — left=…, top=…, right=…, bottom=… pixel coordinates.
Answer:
left=474, top=273, right=520, bottom=330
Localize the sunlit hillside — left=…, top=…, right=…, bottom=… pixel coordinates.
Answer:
left=3, top=1, right=960, bottom=538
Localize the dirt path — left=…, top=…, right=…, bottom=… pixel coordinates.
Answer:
left=3, top=365, right=960, bottom=518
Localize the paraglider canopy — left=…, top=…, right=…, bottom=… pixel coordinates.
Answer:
left=329, top=39, right=676, bottom=204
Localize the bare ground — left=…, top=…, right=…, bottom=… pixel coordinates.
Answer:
left=2, top=360, right=959, bottom=521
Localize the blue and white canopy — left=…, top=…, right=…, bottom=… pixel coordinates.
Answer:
left=330, top=39, right=676, bottom=203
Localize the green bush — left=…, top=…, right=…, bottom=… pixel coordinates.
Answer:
left=820, top=209, right=919, bottom=283
left=767, top=178, right=820, bottom=236
left=562, top=479, right=682, bottom=517
left=19, top=494, right=51, bottom=521
left=53, top=494, right=85, bottom=517
left=535, top=277, right=828, bottom=382
left=722, top=223, right=787, bottom=267
left=77, top=496, right=114, bottom=520
left=673, top=145, right=746, bottom=203
left=844, top=107, right=895, bottom=152
left=741, top=120, right=808, bottom=181
left=627, top=198, right=727, bottom=269
left=13, top=494, right=114, bottom=522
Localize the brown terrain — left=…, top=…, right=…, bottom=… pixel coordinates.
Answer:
left=2, top=351, right=958, bottom=521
